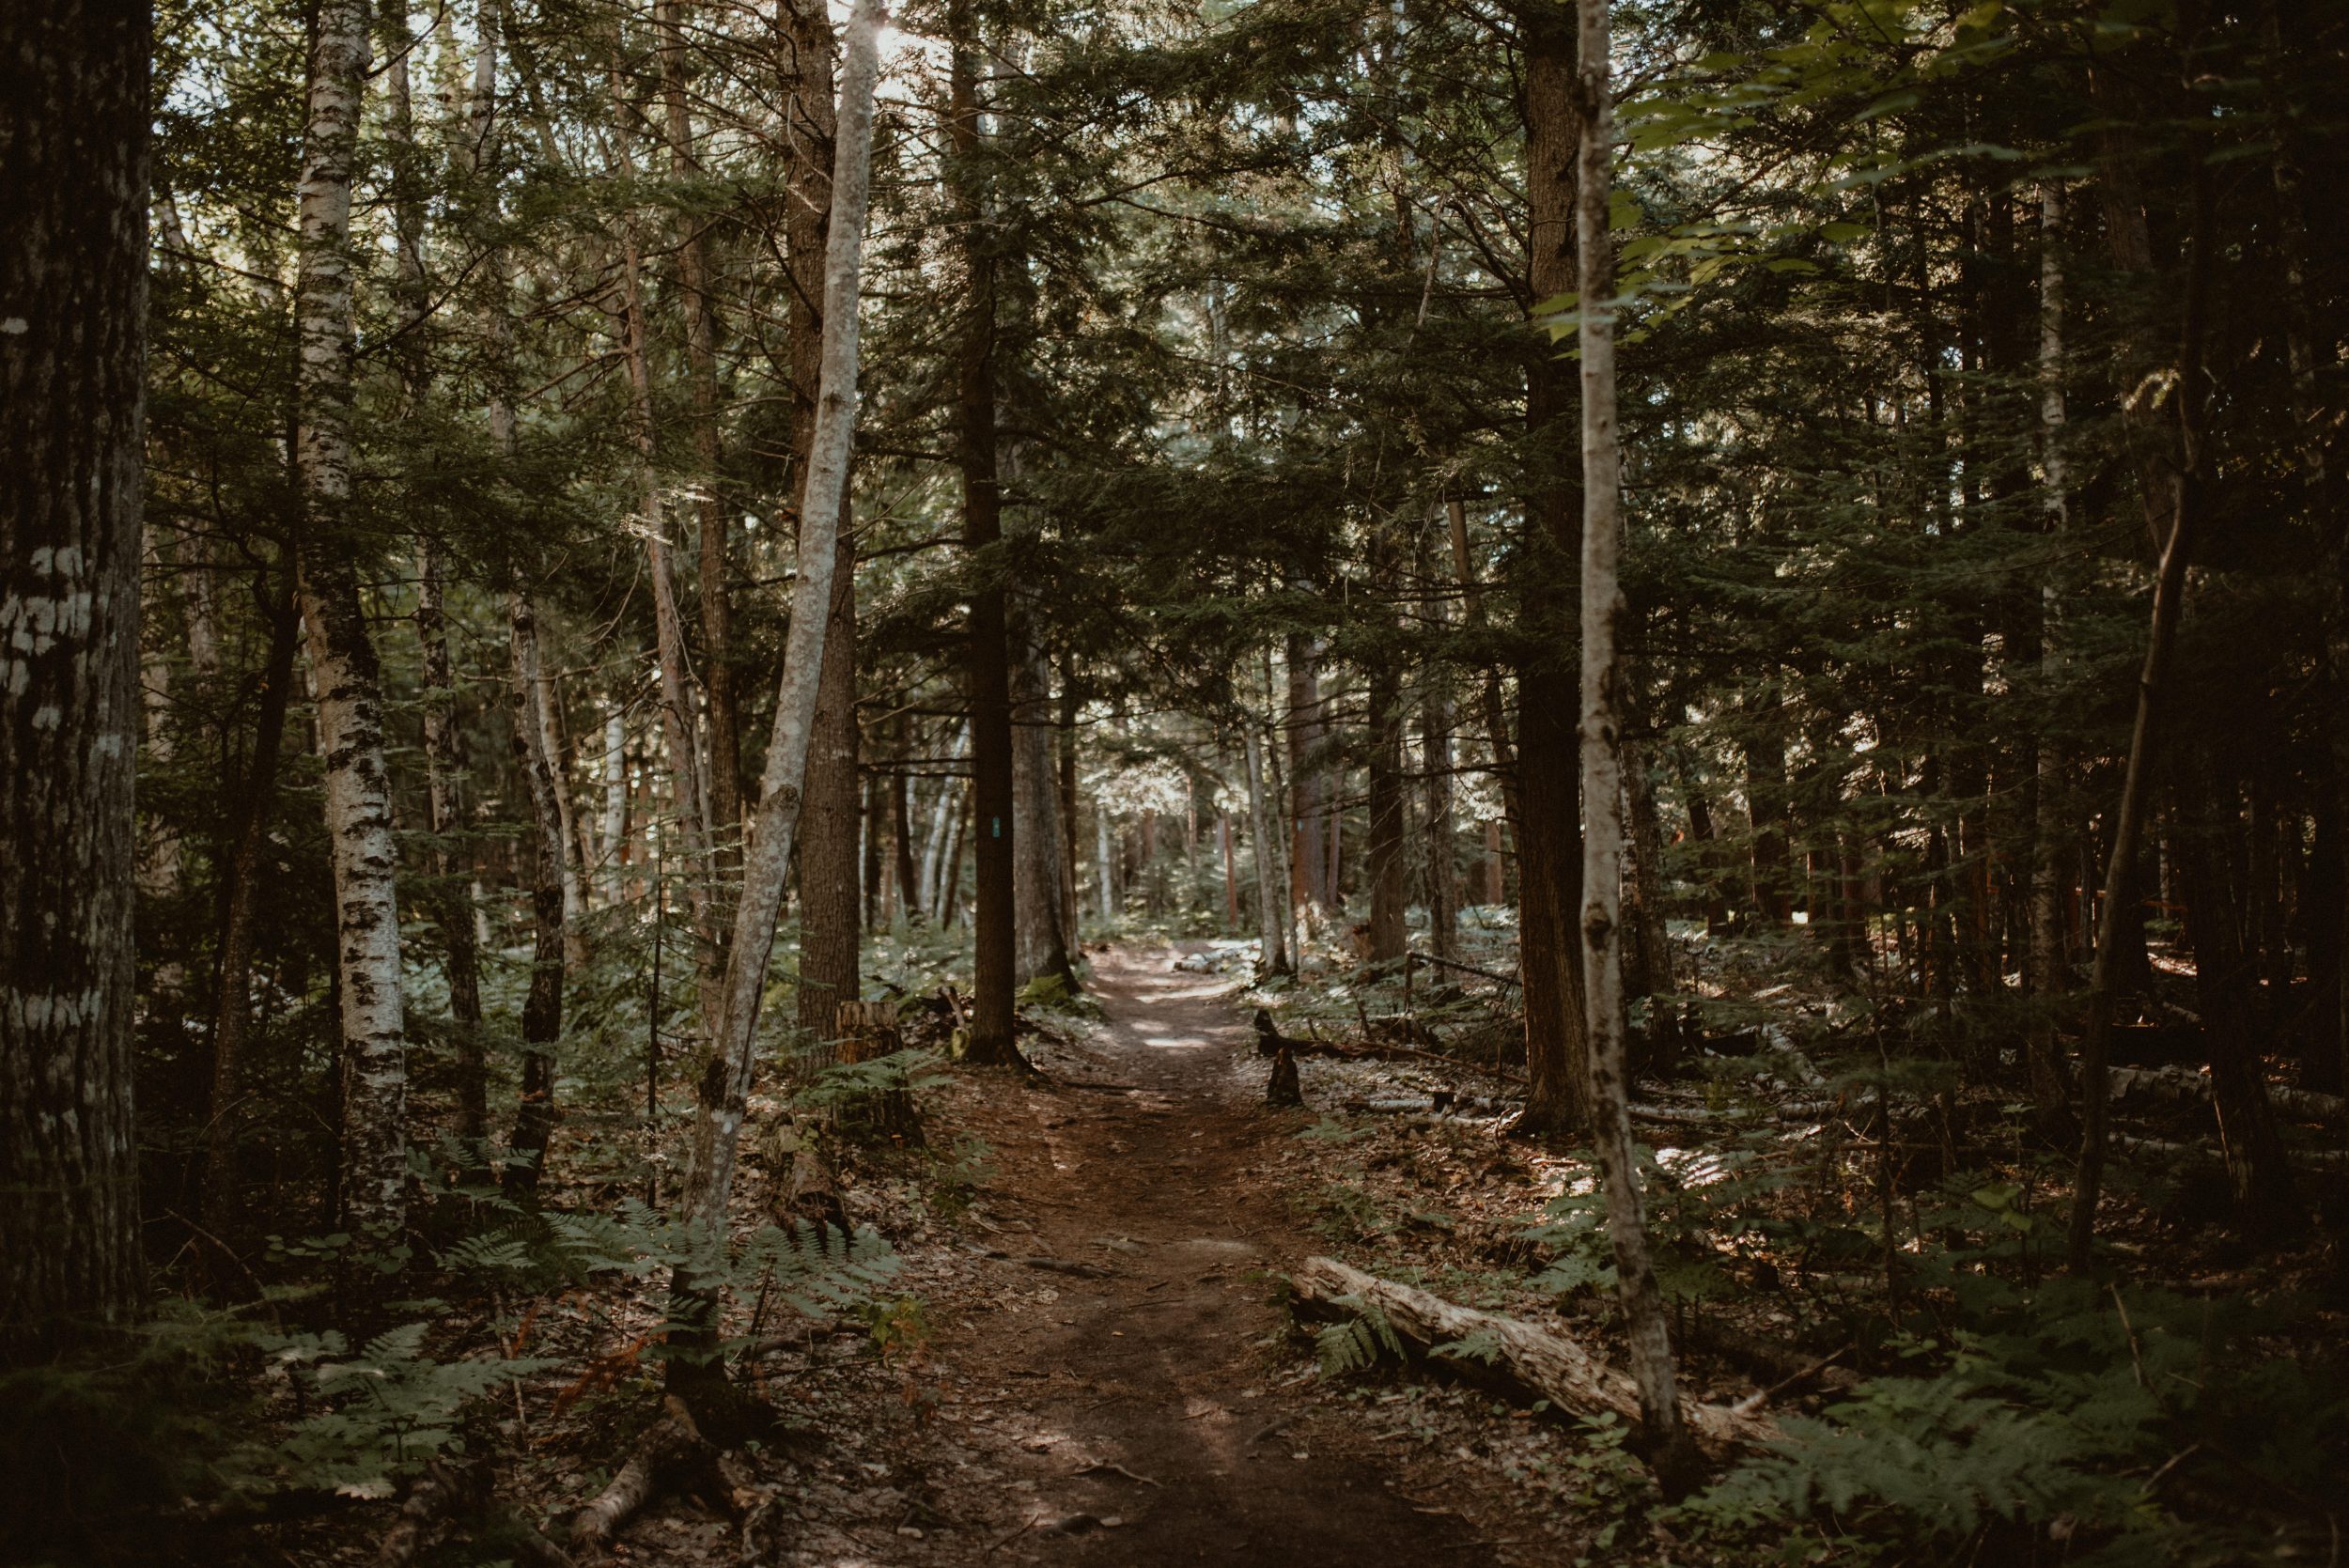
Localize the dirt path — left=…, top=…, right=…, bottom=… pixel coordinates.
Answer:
left=920, top=944, right=1503, bottom=1565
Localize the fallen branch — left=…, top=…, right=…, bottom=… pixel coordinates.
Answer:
left=570, top=1396, right=713, bottom=1559
left=1289, top=1256, right=1779, bottom=1458
left=2111, top=1065, right=2347, bottom=1129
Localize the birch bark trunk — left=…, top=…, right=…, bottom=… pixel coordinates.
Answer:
left=2026, top=183, right=2079, bottom=1142
left=1571, top=0, right=1701, bottom=1487
left=666, top=0, right=886, bottom=1393
left=293, top=0, right=409, bottom=1241
left=1245, top=728, right=1292, bottom=974
left=0, top=0, right=151, bottom=1349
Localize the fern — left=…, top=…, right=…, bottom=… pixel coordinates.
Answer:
left=1315, top=1296, right=1405, bottom=1376
left=260, top=1323, right=552, bottom=1499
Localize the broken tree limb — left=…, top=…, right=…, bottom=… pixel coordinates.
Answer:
left=570, top=1396, right=714, bottom=1558
left=1289, top=1256, right=1780, bottom=1458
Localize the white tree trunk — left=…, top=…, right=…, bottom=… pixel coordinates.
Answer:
left=1571, top=0, right=1699, bottom=1488
left=1243, top=727, right=1290, bottom=974
left=1096, top=802, right=1116, bottom=923
left=670, top=0, right=887, bottom=1265
left=600, top=703, right=630, bottom=900
left=294, top=0, right=408, bottom=1240
left=922, top=724, right=971, bottom=917
left=2026, top=182, right=2073, bottom=1131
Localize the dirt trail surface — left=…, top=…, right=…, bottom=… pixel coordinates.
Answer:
left=902, top=944, right=1505, bottom=1566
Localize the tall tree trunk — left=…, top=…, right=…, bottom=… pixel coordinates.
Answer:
left=1624, top=735, right=1678, bottom=1076
left=294, top=0, right=407, bottom=1242
left=2173, top=757, right=2302, bottom=1238
left=202, top=582, right=300, bottom=1233
left=667, top=0, right=883, bottom=1398
left=1364, top=635, right=1408, bottom=966
left=949, top=0, right=1020, bottom=1064
left=1013, top=642, right=1077, bottom=986
left=783, top=0, right=863, bottom=1043
left=2066, top=139, right=2215, bottom=1274
left=504, top=596, right=568, bottom=1196
left=1513, top=0, right=1588, bottom=1139
left=600, top=701, right=630, bottom=903
left=1571, top=0, right=1701, bottom=1486
left=1286, top=631, right=1336, bottom=912
left=660, top=0, right=743, bottom=848
left=0, top=0, right=150, bottom=1349
left=891, top=718, right=921, bottom=924
left=612, top=84, right=720, bottom=1007
left=2026, top=183, right=2079, bottom=1142
left=1423, top=551, right=1458, bottom=963
left=534, top=655, right=589, bottom=948
left=1245, top=727, right=1292, bottom=975
left=388, top=17, right=490, bottom=1154
left=922, top=725, right=970, bottom=918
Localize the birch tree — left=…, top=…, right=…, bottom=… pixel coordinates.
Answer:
left=1570, top=0, right=1702, bottom=1489
left=292, top=0, right=410, bottom=1241
left=666, top=0, right=887, bottom=1382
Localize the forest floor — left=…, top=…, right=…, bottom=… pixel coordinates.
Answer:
left=747, top=941, right=1563, bottom=1566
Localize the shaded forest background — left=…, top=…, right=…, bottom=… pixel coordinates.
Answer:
left=4, top=0, right=2348, bottom=1559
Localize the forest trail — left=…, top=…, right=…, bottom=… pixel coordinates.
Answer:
left=924, top=943, right=1502, bottom=1565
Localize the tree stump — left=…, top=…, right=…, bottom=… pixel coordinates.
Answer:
left=1266, top=1040, right=1304, bottom=1108
left=837, top=999, right=923, bottom=1144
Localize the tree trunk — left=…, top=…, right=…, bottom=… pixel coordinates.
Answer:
left=504, top=596, right=568, bottom=1196
left=0, top=0, right=150, bottom=1349
left=202, top=582, right=300, bottom=1233
left=782, top=0, right=862, bottom=1046
left=891, top=720, right=921, bottom=924
left=1364, top=647, right=1408, bottom=967
left=922, top=724, right=969, bottom=918
left=2066, top=141, right=2216, bottom=1274
left=1624, top=735, right=1678, bottom=1077
left=600, top=701, right=630, bottom=903
left=1097, top=802, right=1118, bottom=923
left=534, top=655, right=589, bottom=950
left=1422, top=567, right=1458, bottom=963
left=294, top=0, right=407, bottom=1242
left=666, top=0, right=883, bottom=1397
left=2173, top=758, right=2302, bottom=1238
left=950, top=0, right=1020, bottom=1065
left=1013, top=639, right=1077, bottom=986
left=2026, top=182, right=2078, bottom=1143
left=1571, top=0, right=1703, bottom=1484
left=1245, top=727, right=1292, bottom=975
left=661, top=0, right=743, bottom=849
left=1286, top=631, right=1335, bottom=913
left=612, top=86, right=720, bottom=1005
left=1512, top=1, right=1587, bottom=1140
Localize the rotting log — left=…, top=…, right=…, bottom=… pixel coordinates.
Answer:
left=1289, top=1256, right=1780, bottom=1458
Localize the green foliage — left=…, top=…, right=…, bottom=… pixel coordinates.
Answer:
left=259, top=1322, right=550, bottom=1499
left=1315, top=1296, right=1405, bottom=1377
left=790, top=1048, right=949, bottom=1115
left=1678, top=1283, right=2349, bottom=1554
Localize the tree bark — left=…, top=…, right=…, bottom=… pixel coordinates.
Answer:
left=950, top=0, right=1021, bottom=1065
left=2066, top=140, right=2215, bottom=1274
left=1244, top=727, right=1292, bottom=975
left=0, top=0, right=150, bottom=1350
left=294, top=0, right=408, bottom=1242
left=1570, top=0, right=1702, bottom=1485
left=2026, top=183, right=2079, bottom=1143
left=667, top=0, right=884, bottom=1394
left=1364, top=637, right=1408, bottom=967
left=202, top=582, right=300, bottom=1233
left=660, top=0, right=744, bottom=849
left=783, top=0, right=863, bottom=1045
left=1286, top=632, right=1336, bottom=913
left=1013, top=641, right=1077, bottom=986
left=891, top=718, right=921, bottom=924
left=504, top=595, right=568, bottom=1197
left=1512, top=1, right=1588, bottom=1139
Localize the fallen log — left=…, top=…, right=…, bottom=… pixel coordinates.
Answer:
left=1289, top=1256, right=1780, bottom=1458
left=2110, top=1064, right=2347, bottom=1129
left=570, top=1396, right=714, bottom=1559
